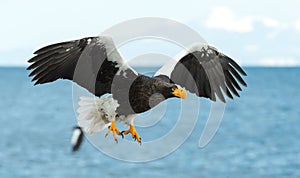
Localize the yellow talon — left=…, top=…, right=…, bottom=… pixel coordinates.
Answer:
left=105, top=121, right=121, bottom=143
left=121, top=124, right=141, bottom=144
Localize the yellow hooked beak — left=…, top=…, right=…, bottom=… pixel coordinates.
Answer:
left=172, top=87, right=187, bottom=99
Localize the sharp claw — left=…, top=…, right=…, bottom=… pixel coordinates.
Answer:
left=105, top=121, right=122, bottom=142
left=121, top=125, right=142, bottom=144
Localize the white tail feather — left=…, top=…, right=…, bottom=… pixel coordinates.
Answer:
left=77, top=96, right=119, bottom=134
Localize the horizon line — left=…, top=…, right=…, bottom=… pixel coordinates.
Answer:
left=0, top=64, right=300, bottom=68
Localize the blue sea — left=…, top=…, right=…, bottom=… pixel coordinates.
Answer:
left=0, top=67, right=299, bottom=178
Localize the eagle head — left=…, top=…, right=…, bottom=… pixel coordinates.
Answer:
left=158, top=83, right=187, bottom=100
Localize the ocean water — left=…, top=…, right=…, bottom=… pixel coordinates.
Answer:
left=0, top=67, right=299, bottom=178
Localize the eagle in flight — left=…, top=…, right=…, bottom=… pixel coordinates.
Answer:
left=27, top=35, right=247, bottom=144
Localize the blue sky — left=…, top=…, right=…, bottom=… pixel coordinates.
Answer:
left=1, top=0, right=300, bottom=66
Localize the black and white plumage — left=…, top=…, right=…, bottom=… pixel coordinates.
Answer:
left=28, top=36, right=138, bottom=98
left=71, top=126, right=84, bottom=152
left=154, top=44, right=247, bottom=103
left=27, top=35, right=247, bottom=143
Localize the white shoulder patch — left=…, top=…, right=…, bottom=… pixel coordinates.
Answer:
left=98, top=35, right=138, bottom=77
left=99, top=36, right=119, bottom=61
left=87, top=38, right=92, bottom=45
left=154, top=43, right=208, bottom=77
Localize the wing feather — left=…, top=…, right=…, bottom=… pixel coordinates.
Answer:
left=27, top=36, right=138, bottom=97
left=155, top=44, right=247, bottom=102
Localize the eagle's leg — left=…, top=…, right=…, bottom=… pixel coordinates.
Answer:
left=105, top=120, right=122, bottom=143
left=121, top=124, right=141, bottom=144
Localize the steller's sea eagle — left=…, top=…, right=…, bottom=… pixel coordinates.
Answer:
left=27, top=35, right=247, bottom=144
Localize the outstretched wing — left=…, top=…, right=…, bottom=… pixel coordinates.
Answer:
left=27, top=36, right=138, bottom=97
left=154, top=44, right=247, bottom=102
